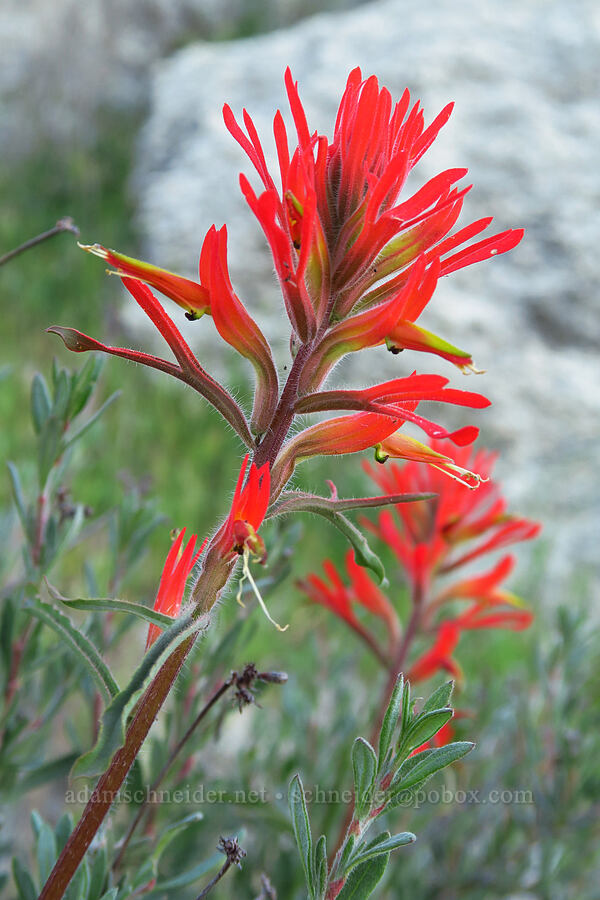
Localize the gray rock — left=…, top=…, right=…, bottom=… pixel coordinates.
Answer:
left=0, top=0, right=363, bottom=156
left=132, top=0, right=600, bottom=590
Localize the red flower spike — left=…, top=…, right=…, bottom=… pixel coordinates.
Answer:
left=146, top=529, right=205, bottom=650
left=216, top=454, right=271, bottom=562
left=225, top=67, right=522, bottom=379
left=79, top=243, right=210, bottom=320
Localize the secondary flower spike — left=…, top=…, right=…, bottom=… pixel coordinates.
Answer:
left=146, top=529, right=205, bottom=649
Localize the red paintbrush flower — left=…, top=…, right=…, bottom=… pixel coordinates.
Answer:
left=146, top=529, right=205, bottom=649
left=226, top=67, right=523, bottom=377
left=297, top=551, right=399, bottom=664
left=215, top=453, right=271, bottom=562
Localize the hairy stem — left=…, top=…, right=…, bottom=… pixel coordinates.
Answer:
left=112, top=677, right=233, bottom=871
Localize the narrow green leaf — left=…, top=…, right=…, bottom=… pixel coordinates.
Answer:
left=72, top=609, right=208, bottom=778
left=31, top=374, right=51, bottom=435
left=6, top=462, right=32, bottom=540
left=54, top=813, right=74, bottom=853
left=350, top=831, right=416, bottom=868
left=314, top=834, right=328, bottom=898
left=378, top=674, right=403, bottom=770
left=400, top=679, right=411, bottom=738
left=153, top=812, right=204, bottom=862
left=12, top=859, right=37, bottom=900
left=338, top=834, right=356, bottom=875
left=17, top=754, right=79, bottom=795
left=351, top=738, right=377, bottom=820
left=399, top=709, right=453, bottom=756
left=147, top=852, right=222, bottom=893
left=393, top=742, right=475, bottom=794
left=87, top=846, right=108, bottom=900
left=289, top=774, right=314, bottom=897
left=63, top=391, right=120, bottom=451
left=271, top=498, right=386, bottom=584
left=69, top=356, right=103, bottom=419
left=23, top=595, right=119, bottom=700
left=336, top=851, right=389, bottom=899
left=46, top=581, right=174, bottom=629
left=97, top=890, right=118, bottom=900
left=421, top=681, right=453, bottom=714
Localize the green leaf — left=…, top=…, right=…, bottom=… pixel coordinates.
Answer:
left=399, top=709, right=453, bottom=756
left=7, top=462, right=32, bottom=541
left=12, top=858, right=37, bottom=900
left=400, top=679, right=412, bottom=737
left=289, top=774, right=314, bottom=897
left=350, top=831, right=416, bottom=868
left=392, top=741, right=475, bottom=794
left=153, top=812, right=204, bottom=862
left=87, top=846, right=108, bottom=900
left=421, top=681, right=453, bottom=714
left=351, top=738, right=377, bottom=820
left=23, top=595, right=119, bottom=700
left=17, top=753, right=80, bottom=794
left=54, top=813, right=74, bottom=853
left=31, top=374, right=52, bottom=435
left=46, top=581, right=175, bottom=629
left=338, top=834, right=355, bottom=874
left=314, top=834, right=328, bottom=898
left=270, top=497, right=386, bottom=584
left=336, top=852, right=389, bottom=899
left=378, top=674, right=403, bottom=771
left=147, top=852, right=222, bottom=893
left=97, top=890, right=118, bottom=900
left=69, top=356, right=103, bottom=419
left=36, top=823, right=57, bottom=884
left=72, top=609, right=208, bottom=778
left=63, top=391, right=120, bottom=451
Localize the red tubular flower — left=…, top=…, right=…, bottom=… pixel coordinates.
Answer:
left=226, top=66, right=523, bottom=373
left=146, top=529, right=205, bottom=649
left=79, top=243, right=211, bottom=320
left=407, top=622, right=462, bottom=683
left=215, top=454, right=271, bottom=562
left=297, top=554, right=399, bottom=663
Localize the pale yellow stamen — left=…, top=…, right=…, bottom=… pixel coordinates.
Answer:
left=238, top=548, right=289, bottom=632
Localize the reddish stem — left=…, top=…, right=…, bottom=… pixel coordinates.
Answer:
left=38, top=635, right=196, bottom=900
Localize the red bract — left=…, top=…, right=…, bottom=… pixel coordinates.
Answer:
left=297, top=551, right=400, bottom=664
left=146, top=529, right=205, bottom=649
left=215, top=454, right=271, bottom=562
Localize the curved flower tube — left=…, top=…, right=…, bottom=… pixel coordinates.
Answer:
left=146, top=529, right=205, bottom=649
